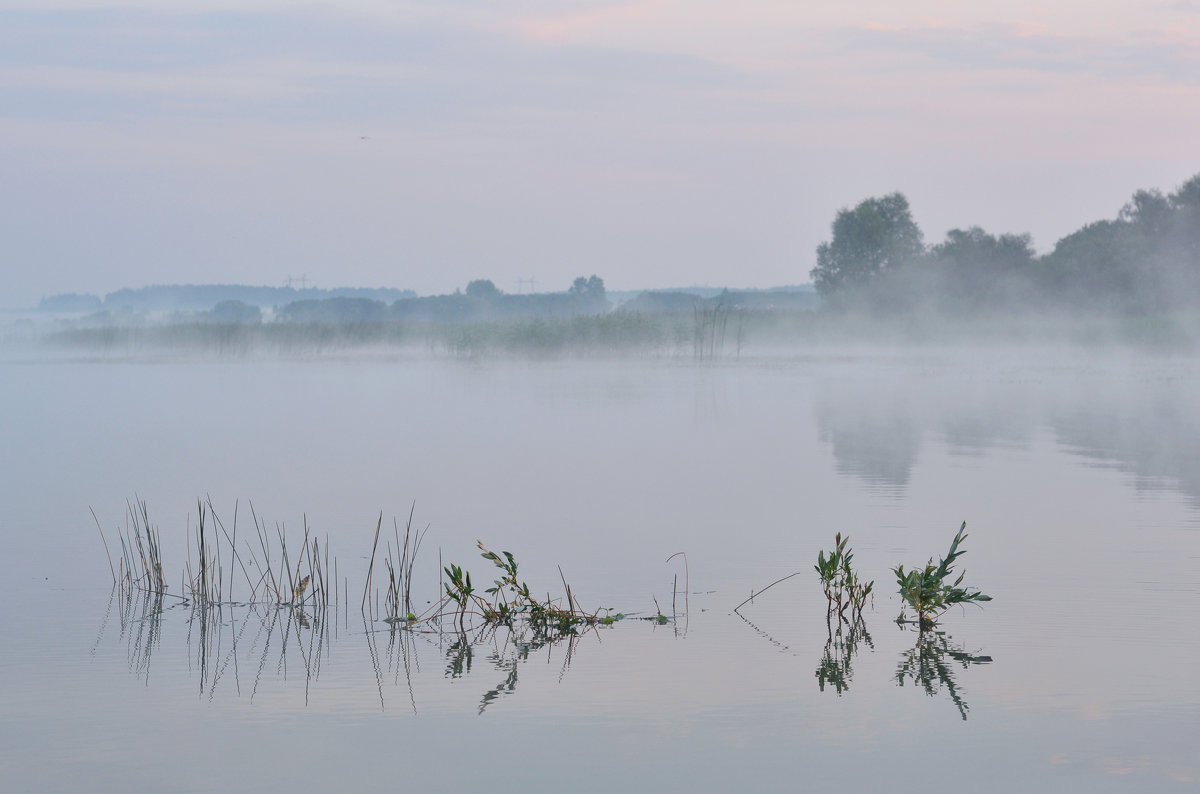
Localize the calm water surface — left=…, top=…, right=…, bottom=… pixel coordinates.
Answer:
left=1, top=347, right=1198, bottom=791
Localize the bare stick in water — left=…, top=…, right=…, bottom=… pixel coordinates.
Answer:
left=666, top=551, right=689, bottom=618
left=733, top=570, right=804, bottom=614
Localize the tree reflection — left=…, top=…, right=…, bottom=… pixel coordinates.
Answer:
left=895, top=629, right=992, bottom=720
left=816, top=362, right=1200, bottom=509
left=817, top=392, right=922, bottom=492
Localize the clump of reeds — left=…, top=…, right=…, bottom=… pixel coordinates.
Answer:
left=363, top=505, right=428, bottom=624
left=98, top=497, right=166, bottom=595
left=241, top=504, right=331, bottom=615
left=93, top=497, right=332, bottom=621
left=693, top=302, right=730, bottom=360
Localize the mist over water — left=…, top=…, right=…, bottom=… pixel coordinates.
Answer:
left=1, top=345, right=1198, bottom=791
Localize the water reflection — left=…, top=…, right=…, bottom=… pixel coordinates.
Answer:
left=100, top=589, right=636, bottom=715
left=444, top=632, right=474, bottom=679
left=895, top=629, right=992, bottom=720
left=440, top=622, right=594, bottom=714
left=814, top=359, right=1200, bottom=506
left=363, top=616, right=617, bottom=714
left=478, top=630, right=586, bottom=715
left=1050, top=388, right=1200, bottom=505
left=101, top=587, right=332, bottom=704
left=120, top=590, right=166, bottom=682
left=815, top=619, right=873, bottom=696
left=817, top=391, right=922, bottom=492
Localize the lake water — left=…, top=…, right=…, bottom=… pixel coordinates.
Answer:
left=2, top=345, right=1198, bottom=791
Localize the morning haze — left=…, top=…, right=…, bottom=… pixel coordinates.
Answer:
left=2, top=3, right=1200, bottom=793
left=2, top=1, right=1199, bottom=307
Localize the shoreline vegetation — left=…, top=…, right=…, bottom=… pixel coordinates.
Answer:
left=26, top=305, right=1200, bottom=359
left=13, top=169, right=1200, bottom=356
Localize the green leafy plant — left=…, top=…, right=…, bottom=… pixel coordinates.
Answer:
left=478, top=541, right=586, bottom=633
left=440, top=542, right=626, bottom=639
left=893, top=521, right=991, bottom=630
left=443, top=562, right=474, bottom=629
left=479, top=543, right=532, bottom=624
left=814, top=533, right=874, bottom=623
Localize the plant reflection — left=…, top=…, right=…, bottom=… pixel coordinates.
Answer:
left=475, top=622, right=590, bottom=714
left=118, top=588, right=167, bottom=681
left=815, top=618, right=873, bottom=695
left=895, top=629, right=992, bottom=720
left=104, top=587, right=332, bottom=705
left=100, top=589, right=658, bottom=715
left=445, top=632, right=474, bottom=678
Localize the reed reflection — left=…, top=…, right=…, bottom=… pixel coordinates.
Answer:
left=103, top=585, right=333, bottom=704
left=116, top=588, right=167, bottom=682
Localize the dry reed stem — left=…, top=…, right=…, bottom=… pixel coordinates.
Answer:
left=667, top=551, right=689, bottom=618
left=363, top=512, right=383, bottom=614
left=90, top=506, right=117, bottom=585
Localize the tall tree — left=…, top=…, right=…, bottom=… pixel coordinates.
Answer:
left=810, top=192, right=924, bottom=297
left=568, top=275, right=608, bottom=311
left=465, top=279, right=502, bottom=299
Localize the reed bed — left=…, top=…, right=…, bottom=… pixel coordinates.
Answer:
left=96, top=498, right=333, bottom=621
left=92, top=498, right=689, bottom=712
left=94, top=497, right=678, bottom=646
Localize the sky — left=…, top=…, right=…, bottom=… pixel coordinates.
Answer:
left=2, top=1, right=1199, bottom=307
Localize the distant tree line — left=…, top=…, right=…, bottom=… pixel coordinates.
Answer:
left=276, top=276, right=609, bottom=324
left=810, top=172, right=1200, bottom=315
left=617, top=287, right=817, bottom=314
left=39, top=284, right=417, bottom=313
left=40, top=277, right=619, bottom=328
